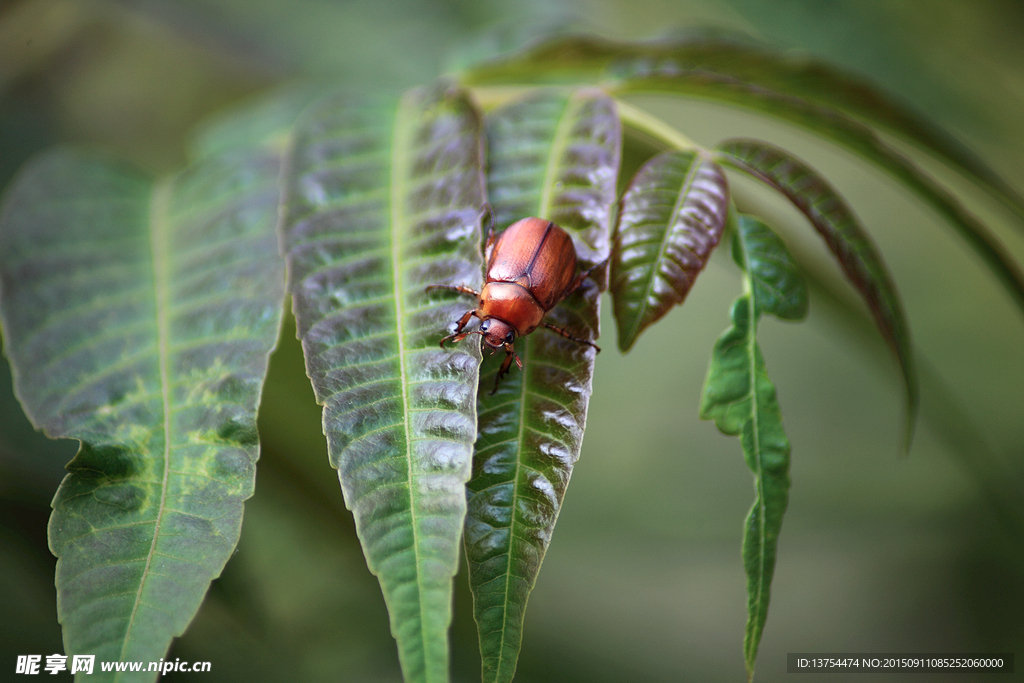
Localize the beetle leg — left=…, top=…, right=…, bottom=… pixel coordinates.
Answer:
left=439, top=309, right=477, bottom=348
left=563, top=255, right=611, bottom=298
left=490, top=345, right=523, bottom=394
left=508, top=344, right=523, bottom=369
left=542, top=322, right=601, bottom=353
left=426, top=284, right=480, bottom=299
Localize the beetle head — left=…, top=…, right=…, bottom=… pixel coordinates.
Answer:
left=478, top=318, right=516, bottom=350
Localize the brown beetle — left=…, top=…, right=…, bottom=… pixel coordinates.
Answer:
left=427, top=217, right=603, bottom=392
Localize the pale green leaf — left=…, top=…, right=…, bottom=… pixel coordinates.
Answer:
left=0, top=146, right=285, bottom=681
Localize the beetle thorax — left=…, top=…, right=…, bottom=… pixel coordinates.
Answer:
left=478, top=282, right=546, bottom=336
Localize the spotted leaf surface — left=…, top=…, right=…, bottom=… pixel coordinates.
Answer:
left=280, top=85, right=486, bottom=683
left=464, top=89, right=620, bottom=683
left=0, top=147, right=285, bottom=681
left=611, top=149, right=729, bottom=351
left=700, top=212, right=807, bottom=682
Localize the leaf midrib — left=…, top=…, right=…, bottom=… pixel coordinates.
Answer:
left=739, top=231, right=768, bottom=672
left=390, top=90, right=431, bottom=680
left=493, top=91, right=578, bottom=683
left=118, top=179, right=175, bottom=668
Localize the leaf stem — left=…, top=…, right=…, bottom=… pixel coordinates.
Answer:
left=614, top=99, right=699, bottom=152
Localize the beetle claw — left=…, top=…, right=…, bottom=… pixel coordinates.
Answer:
left=440, top=329, right=474, bottom=350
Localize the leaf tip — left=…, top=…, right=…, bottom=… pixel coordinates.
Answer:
left=614, top=324, right=638, bottom=354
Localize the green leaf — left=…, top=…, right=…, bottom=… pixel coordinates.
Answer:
left=461, top=33, right=1024, bottom=223
left=279, top=84, right=486, bottom=683
left=0, top=147, right=285, bottom=679
left=611, top=148, right=729, bottom=352
left=463, top=36, right=1024, bottom=323
left=608, top=78, right=1024, bottom=320
left=700, top=212, right=805, bottom=682
left=464, top=89, right=620, bottom=683
left=715, top=139, right=916, bottom=444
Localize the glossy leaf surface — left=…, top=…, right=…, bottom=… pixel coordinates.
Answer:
left=464, top=89, right=619, bottom=683
left=700, top=213, right=806, bottom=681
left=716, top=139, right=917, bottom=442
left=280, top=85, right=486, bottom=683
left=462, top=33, right=1024, bottom=222
left=611, top=148, right=729, bottom=351
left=0, top=147, right=285, bottom=680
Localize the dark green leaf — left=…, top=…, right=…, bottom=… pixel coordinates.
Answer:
left=464, top=89, right=620, bottom=683
left=0, top=147, right=285, bottom=680
left=700, top=213, right=805, bottom=681
left=728, top=215, right=808, bottom=323
left=280, top=84, right=486, bottom=683
left=611, top=148, right=729, bottom=351
left=716, top=139, right=915, bottom=444
left=462, top=33, right=1024, bottom=223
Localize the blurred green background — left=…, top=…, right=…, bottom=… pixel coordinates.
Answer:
left=2, top=0, right=1022, bottom=681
